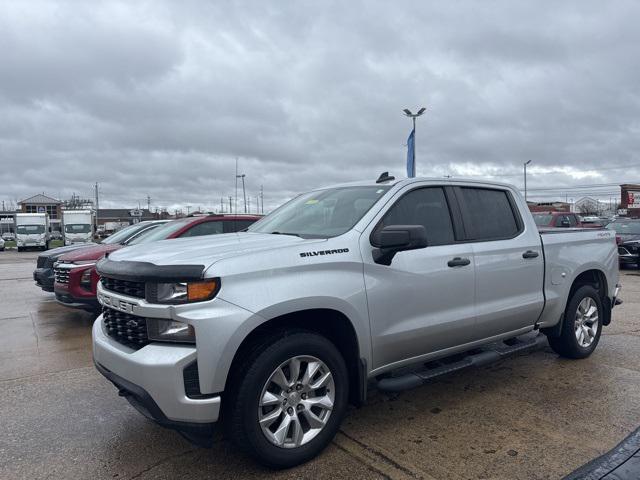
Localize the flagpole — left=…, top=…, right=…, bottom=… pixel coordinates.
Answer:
left=413, top=116, right=416, bottom=165
left=403, top=107, right=426, bottom=178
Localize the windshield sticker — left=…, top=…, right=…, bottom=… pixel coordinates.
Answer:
left=305, top=199, right=319, bottom=205
left=300, top=248, right=349, bottom=258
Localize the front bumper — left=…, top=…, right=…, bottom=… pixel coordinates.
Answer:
left=55, top=292, right=100, bottom=311
left=92, top=317, right=221, bottom=425
left=34, top=268, right=54, bottom=291
left=94, top=360, right=215, bottom=446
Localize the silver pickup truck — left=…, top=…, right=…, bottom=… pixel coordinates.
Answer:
left=93, top=176, right=619, bottom=468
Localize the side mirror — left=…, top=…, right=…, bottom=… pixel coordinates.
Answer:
left=372, top=225, right=428, bottom=265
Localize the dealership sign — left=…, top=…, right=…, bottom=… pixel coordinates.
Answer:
left=628, top=191, right=640, bottom=208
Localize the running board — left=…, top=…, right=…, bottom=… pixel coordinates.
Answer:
left=376, top=334, right=548, bottom=393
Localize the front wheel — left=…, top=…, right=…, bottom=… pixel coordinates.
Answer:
left=224, top=331, right=349, bottom=468
left=547, top=285, right=603, bottom=359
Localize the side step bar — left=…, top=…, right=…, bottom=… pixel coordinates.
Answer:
left=376, top=334, right=548, bottom=393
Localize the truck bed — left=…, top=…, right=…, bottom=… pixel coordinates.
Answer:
left=537, top=227, right=618, bottom=328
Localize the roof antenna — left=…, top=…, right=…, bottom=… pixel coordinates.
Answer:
left=376, top=172, right=395, bottom=184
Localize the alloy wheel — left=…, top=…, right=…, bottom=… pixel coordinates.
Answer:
left=574, top=297, right=599, bottom=348
left=258, top=355, right=335, bottom=449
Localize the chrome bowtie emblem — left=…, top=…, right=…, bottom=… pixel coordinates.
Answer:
left=126, top=319, right=139, bottom=328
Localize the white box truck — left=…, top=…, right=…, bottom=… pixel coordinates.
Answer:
left=16, top=213, right=50, bottom=251
left=62, top=210, right=95, bottom=245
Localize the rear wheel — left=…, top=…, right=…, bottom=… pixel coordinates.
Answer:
left=225, top=331, right=349, bottom=468
left=547, top=285, right=603, bottom=359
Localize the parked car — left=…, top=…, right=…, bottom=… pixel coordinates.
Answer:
left=35, top=221, right=167, bottom=293
left=606, top=218, right=640, bottom=268
left=532, top=211, right=582, bottom=228
left=2, top=232, right=15, bottom=241
left=54, top=214, right=261, bottom=311
left=580, top=217, right=608, bottom=228
left=93, top=177, right=619, bottom=468
left=0, top=237, right=4, bottom=251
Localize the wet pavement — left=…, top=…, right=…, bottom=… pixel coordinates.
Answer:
left=1, top=250, right=639, bottom=479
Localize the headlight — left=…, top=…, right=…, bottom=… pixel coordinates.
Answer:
left=147, top=319, right=195, bottom=343
left=80, top=268, right=92, bottom=288
left=153, top=279, right=220, bottom=304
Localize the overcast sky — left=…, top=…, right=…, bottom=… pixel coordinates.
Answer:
left=1, top=1, right=639, bottom=212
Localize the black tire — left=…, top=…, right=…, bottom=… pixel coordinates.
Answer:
left=547, top=285, right=603, bottom=359
left=224, top=330, right=349, bottom=468
left=16, top=247, right=21, bottom=252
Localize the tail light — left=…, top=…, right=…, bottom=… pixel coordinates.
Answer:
left=616, top=235, right=622, bottom=245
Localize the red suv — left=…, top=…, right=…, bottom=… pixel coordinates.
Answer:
left=53, top=215, right=261, bottom=311
left=532, top=212, right=583, bottom=229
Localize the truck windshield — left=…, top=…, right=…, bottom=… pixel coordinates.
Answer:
left=65, top=224, right=91, bottom=233
left=532, top=214, right=553, bottom=226
left=102, top=223, right=157, bottom=245
left=606, top=221, right=640, bottom=235
left=248, top=186, right=390, bottom=238
left=17, top=225, right=45, bottom=234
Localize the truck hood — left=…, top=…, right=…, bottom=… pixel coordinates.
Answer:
left=58, top=243, right=122, bottom=262
left=40, top=243, right=95, bottom=259
left=108, top=232, right=321, bottom=268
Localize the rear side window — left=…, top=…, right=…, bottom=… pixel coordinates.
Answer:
left=377, top=187, right=455, bottom=246
left=458, top=187, right=521, bottom=241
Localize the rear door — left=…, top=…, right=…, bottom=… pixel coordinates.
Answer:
left=361, top=184, right=477, bottom=370
left=454, top=186, right=544, bottom=339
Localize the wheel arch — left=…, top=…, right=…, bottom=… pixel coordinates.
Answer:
left=224, top=308, right=367, bottom=406
left=568, top=269, right=611, bottom=326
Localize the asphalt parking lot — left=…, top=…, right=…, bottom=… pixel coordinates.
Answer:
left=1, top=251, right=639, bottom=480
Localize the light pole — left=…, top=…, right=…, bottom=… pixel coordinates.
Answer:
left=403, top=107, right=427, bottom=177
left=236, top=174, right=247, bottom=213
left=523, top=160, right=532, bottom=202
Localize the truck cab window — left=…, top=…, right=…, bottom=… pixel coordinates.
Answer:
left=458, top=187, right=520, bottom=240
left=377, top=187, right=455, bottom=246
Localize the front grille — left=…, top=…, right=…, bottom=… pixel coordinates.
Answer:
left=102, top=306, right=149, bottom=349
left=183, top=362, right=204, bottom=398
left=54, top=266, right=70, bottom=284
left=101, top=277, right=145, bottom=298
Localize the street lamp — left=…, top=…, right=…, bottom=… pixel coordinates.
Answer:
left=236, top=174, right=247, bottom=213
left=403, top=107, right=427, bottom=177
left=523, top=160, right=532, bottom=202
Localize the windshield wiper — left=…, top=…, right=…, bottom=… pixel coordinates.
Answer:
left=270, top=231, right=302, bottom=238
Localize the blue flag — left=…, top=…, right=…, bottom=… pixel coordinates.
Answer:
left=406, top=128, right=415, bottom=178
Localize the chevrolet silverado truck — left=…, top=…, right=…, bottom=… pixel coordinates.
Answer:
left=93, top=176, right=620, bottom=468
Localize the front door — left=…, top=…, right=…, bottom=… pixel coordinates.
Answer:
left=361, top=185, right=477, bottom=371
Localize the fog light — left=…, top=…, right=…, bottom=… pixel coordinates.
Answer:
left=147, top=319, right=195, bottom=343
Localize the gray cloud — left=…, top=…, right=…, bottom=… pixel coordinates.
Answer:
left=1, top=0, right=639, bottom=211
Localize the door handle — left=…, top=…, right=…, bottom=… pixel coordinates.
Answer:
left=522, top=250, right=539, bottom=259
left=447, top=257, right=471, bottom=267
